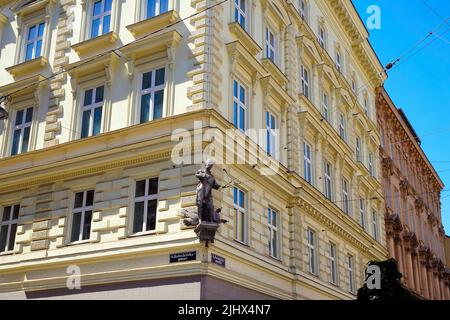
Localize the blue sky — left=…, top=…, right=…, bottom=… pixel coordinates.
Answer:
left=353, top=0, right=450, bottom=232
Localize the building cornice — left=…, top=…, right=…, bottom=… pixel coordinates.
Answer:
left=377, top=86, right=444, bottom=189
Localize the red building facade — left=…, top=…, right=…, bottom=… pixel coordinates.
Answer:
left=376, top=87, right=449, bottom=299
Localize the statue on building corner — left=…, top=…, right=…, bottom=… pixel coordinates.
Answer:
left=194, top=159, right=227, bottom=246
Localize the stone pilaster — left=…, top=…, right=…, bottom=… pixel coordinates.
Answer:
left=187, top=0, right=224, bottom=111
left=44, top=0, right=76, bottom=147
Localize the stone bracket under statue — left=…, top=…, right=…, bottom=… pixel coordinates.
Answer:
left=178, top=205, right=224, bottom=247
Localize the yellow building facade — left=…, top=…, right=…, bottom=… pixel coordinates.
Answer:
left=0, top=0, right=387, bottom=299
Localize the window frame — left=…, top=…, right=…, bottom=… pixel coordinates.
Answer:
left=137, top=66, right=167, bottom=124
left=355, top=136, right=362, bottom=162
left=143, top=0, right=169, bottom=20
left=265, top=26, right=277, bottom=64
left=233, top=79, right=248, bottom=132
left=323, top=161, right=333, bottom=201
left=336, top=51, right=342, bottom=72
left=268, top=207, right=279, bottom=259
left=363, top=96, right=369, bottom=117
left=338, top=112, right=346, bottom=141
left=303, top=142, right=313, bottom=185
left=301, top=65, right=310, bottom=99
left=131, top=177, right=159, bottom=235
left=359, top=198, right=366, bottom=230
left=372, top=209, right=379, bottom=241
left=24, top=22, right=45, bottom=62
left=234, top=0, right=248, bottom=31
left=307, top=228, right=318, bottom=275
left=80, top=85, right=105, bottom=139
left=368, top=152, right=375, bottom=176
left=342, top=178, right=350, bottom=215
left=10, top=106, right=33, bottom=156
left=318, top=25, right=326, bottom=49
left=329, top=242, right=338, bottom=285
left=69, top=190, right=95, bottom=244
left=299, top=0, right=308, bottom=22
left=347, top=254, right=355, bottom=293
left=265, top=110, right=278, bottom=159
left=233, top=186, right=247, bottom=244
left=0, top=204, right=19, bottom=254
left=89, top=0, right=113, bottom=39
left=322, top=91, right=330, bottom=122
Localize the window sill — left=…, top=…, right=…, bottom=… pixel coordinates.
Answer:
left=0, top=251, right=14, bottom=256
left=129, top=230, right=157, bottom=238
left=233, top=239, right=249, bottom=247
left=72, top=31, right=118, bottom=57
left=6, top=56, right=48, bottom=80
left=126, top=10, right=180, bottom=39
left=268, top=254, right=282, bottom=263
left=66, top=239, right=91, bottom=246
left=228, top=21, right=262, bottom=56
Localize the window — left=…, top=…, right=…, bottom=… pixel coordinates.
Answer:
left=145, top=0, right=168, bottom=19
left=266, top=111, right=277, bottom=159
left=394, top=187, right=400, bottom=216
left=0, top=204, right=19, bottom=253
left=234, top=187, right=247, bottom=243
left=233, top=80, right=247, bottom=132
left=336, top=52, right=342, bottom=72
left=299, top=0, right=307, bottom=21
left=24, top=22, right=45, bottom=61
left=304, top=142, right=313, bottom=184
left=133, top=178, right=158, bottom=233
left=339, top=113, right=346, bottom=140
left=342, top=178, right=350, bottom=215
left=359, top=198, right=366, bottom=230
left=390, top=138, right=395, bottom=159
left=322, top=92, right=330, bottom=122
left=329, top=242, right=338, bottom=285
left=355, top=136, right=362, bottom=162
left=90, top=0, right=112, bottom=38
left=351, top=77, right=356, bottom=92
left=404, top=200, right=409, bottom=225
left=81, top=86, right=104, bottom=138
left=372, top=210, right=379, bottom=241
left=324, top=161, right=332, bottom=200
left=268, top=208, right=279, bottom=258
left=307, top=228, right=317, bottom=275
left=11, top=107, right=33, bottom=156
left=385, top=179, right=392, bottom=208
left=363, top=97, right=369, bottom=116
left=265, top=27, right=276, bottom=63
left=380, top=127, right=385, bottom=149
left=411, top=206, right=416, bottom=234
left=318, top=26, right=325, bottom=49
left=234, top=0, right=247, bottom=30
left=70, top=190, right=94, bottom=243
left=347, top=254, right=355, bottom=293
left=140, top=67, right=165, bottom=123
left=301, top=66, right=310, bottom=99
left=368, top=152, right=374, bottom=176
